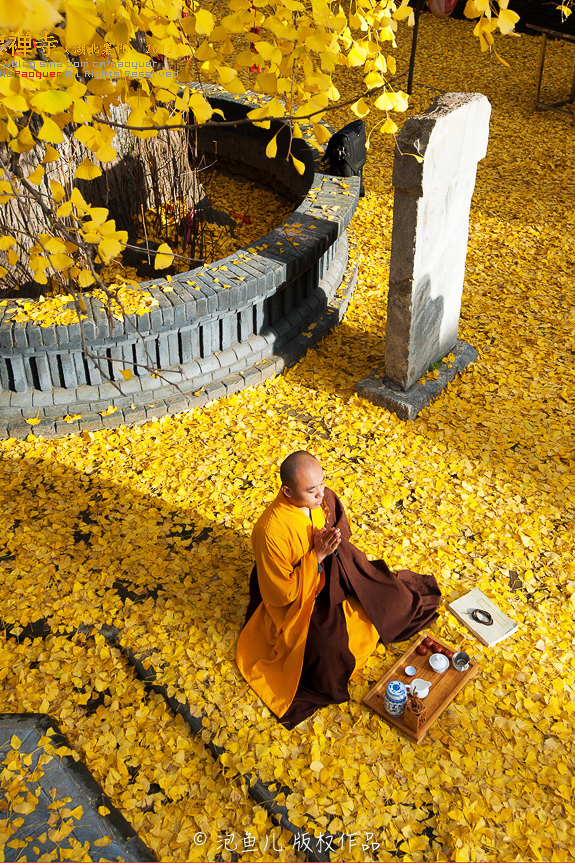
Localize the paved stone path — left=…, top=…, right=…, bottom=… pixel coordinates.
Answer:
left=0, top=713, right=154, bottom=862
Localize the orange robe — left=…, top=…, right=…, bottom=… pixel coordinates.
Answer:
left=235, top=490, right=379, bottom=719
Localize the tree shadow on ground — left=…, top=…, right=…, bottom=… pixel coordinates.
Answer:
left=0, top=453, right=254, bottom=681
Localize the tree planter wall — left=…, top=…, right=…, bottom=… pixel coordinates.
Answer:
left=0, top=88, right=360, bottom=439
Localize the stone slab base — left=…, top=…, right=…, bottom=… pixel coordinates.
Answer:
left=355, top=339, right=478, bottom=421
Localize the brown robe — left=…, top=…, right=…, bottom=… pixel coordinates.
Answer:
left=242, top=487, right=441, bottom=729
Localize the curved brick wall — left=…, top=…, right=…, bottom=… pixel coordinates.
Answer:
left=0, top=88, right=360, bottom=438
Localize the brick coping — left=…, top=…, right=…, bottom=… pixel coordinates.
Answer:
left=0, top=87, right=361, bottom=438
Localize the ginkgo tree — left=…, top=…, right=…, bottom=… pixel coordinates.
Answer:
left=0, top=0, right=518, bottom=306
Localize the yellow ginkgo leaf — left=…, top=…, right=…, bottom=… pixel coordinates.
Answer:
left=75, top=159, right=102, bottom=181
left=154, top=243, right=174, bottom=269
left=265, top=130, right=280, bottom=159
left=37, top=117, right=64, bottom=144
left=291, top=155, right=306, bottom=176
left=30, top=90, right=74, bottom=115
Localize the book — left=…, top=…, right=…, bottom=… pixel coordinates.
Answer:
left=448, top=587, right=518, bottom=647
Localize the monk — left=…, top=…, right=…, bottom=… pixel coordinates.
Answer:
left=236, top=451, right=441, bottom=729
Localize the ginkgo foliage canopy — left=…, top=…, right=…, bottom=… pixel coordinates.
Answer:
left=0, top=0, right=517, bottom=298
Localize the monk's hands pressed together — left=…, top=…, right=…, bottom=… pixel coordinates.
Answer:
left=314, top=527, right=341, bottom=564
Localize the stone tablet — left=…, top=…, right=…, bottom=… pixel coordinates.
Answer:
left=356, top=92, right=489, bottom=420
left=385, top=91, right=491, bottom=390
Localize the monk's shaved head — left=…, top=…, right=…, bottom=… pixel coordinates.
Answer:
left=280, top=451, right=319, bottom=489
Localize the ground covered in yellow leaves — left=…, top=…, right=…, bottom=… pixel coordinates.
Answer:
left=1, top=14, right=575, bottom=863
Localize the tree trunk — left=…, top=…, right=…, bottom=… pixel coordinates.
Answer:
left=1, top=102, right=201, bottom=297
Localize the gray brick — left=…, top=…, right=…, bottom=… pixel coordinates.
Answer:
left=177, top=361, right=201, bottom=382
left=85, top=355, right=103, bottom=385
left=198, top=355, right=219, bottom=376
left=124, top=404, right=148, bottom=424
left=229, top=263, right=259, bottom=299
left=216, top=348, right=238, bottom=371
left=166, top=395, right=190, bottom=415
left=249, top=256, right=285, bottom=290
left=134, top=311, right=151, bottom=333
left=0, top=361, right=10, bottom=390
left=171, top=284, right=195, bottom=314
left=56, top=420, right=81, bottom=435
left=67, top=321, right=83, bottom=343
left=240, top=261, right=267, bottom=297
left=98, top=381, right=120, bottom=400
left=149, top=305, right=164, bottom=330
left=158, top=298, right=175, bottom=327
left=96, top=315, right=112, bottom=340
left=259, top=330, right=277, bottom=348
left=186, top=290, right=206, bottom=317
left=145, top=403, right=167, bottom=420
left=7, top=421, right=37, bottom=439
left=89, top=399, right=115, bottom=412
left=82, top=319, right=96, bottom=340
left=171, top=298, right=188, bottom=326
left=76, top=384, right=96, bottom=402
left=133, top=336, right=152, bottom=375
left=0, top=390, right=10, bottom=407
left=241, top=366, right=264, bottom=387
left=0, top=324, right=13, bottom=351
left=56, top=324, right=71, bottom=346
left=216, top=284, right=232, bottom=313
left=272, top=317, right=292, bottom=341
left=157, top=368, right=185, bottom=385
left=233, top=341, right=255, bottom=363
left=100, top=411, right=122, bottom=429
left=31, top=353, right=53, bottom=391
left=31, top=390, right=55, bottom=407
left=46, top=354, right=61, bottom=388
left=167, top=331, right=180, bottom=366
left=220, top=314, right=236, bottom=351
left=3, top=407, right=25, bottom=419
left=8, top=391, right=32, bottom=408
left=10, top=355, right=28, bottom=392
left=253, top=300, right=265, bottom=334
left=123, top=313, right=140, bottom=338
left=140, top=374, right=164, bottom=392
left=199, top=320, right=218, bottom=357
left=238, top=308, right=253, bottom=342
left=194, top=278, right=219, bottom=314
left=178, top=372, right=209, bottom=391
left=73, top=351, right=88, bottom=386
left=52, top=386, right=74, bottom=405
left=203, top=381, right=226, bottom=402
left=42, top=405, right=68, bottom=417
left=268, top=290, right=283, bottom=325
left=10, top=323, right=26, bottom=350
left=221, top=374, right=244, bottom=396
left=157, top=332, right=171, bottom=369
left=80, top=416, right=104, bottom=432
left=260, top=357, right=283, bottom=379
left=25, top=325, right=44, bottom=348
left=107, top=345, right=126, bottom=381
left=58, top=352, right=78, bottom=388
left=246, top=333, right=269, bottom=355
left=117, top=375, right=144, bottom=395
left=178, top=327, right=200, bottom=364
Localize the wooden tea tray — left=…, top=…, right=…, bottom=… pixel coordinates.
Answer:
left=363, top=632, right=479, bottom=743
